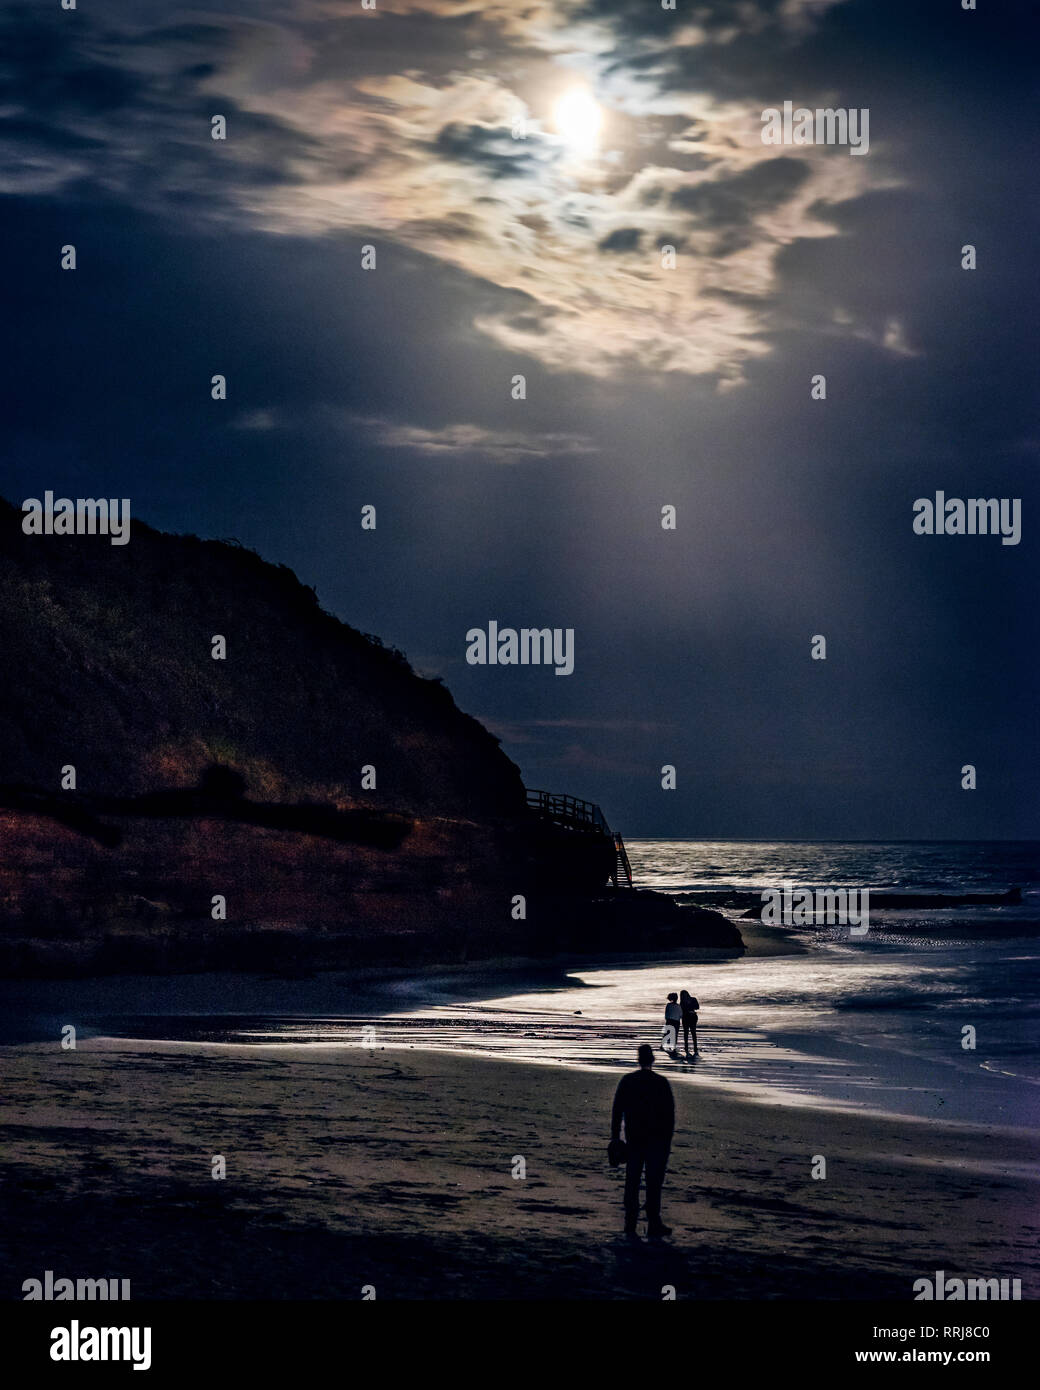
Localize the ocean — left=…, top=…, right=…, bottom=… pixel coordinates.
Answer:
left=626, top=838, right=1040, bottom=934
left=365, top=840, right=1040, bottom=1131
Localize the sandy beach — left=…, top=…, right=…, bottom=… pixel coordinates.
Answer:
left=3, top=1036, right=1037, bottom=1301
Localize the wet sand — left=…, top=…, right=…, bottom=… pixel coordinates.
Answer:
left=2, top=1038, right=1037, bottom=1300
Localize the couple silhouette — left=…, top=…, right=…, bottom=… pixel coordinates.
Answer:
left=662, top=989, right=699, bottom=1057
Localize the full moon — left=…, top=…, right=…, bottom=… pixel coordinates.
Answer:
left=553, top=87, right=603, bottom=155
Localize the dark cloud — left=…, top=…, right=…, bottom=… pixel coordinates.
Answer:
left=0, top=10, right=324, bottom=208
left=433, top=122, right=539, bottom=179
left=0, top=13, right=144, bottom=113
left=598, top=227, right=642, bottom=252
left=670, top=158, right=811, bottom=228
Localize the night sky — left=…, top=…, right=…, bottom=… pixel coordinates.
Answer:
left=2, top=0, right=1036, bottom=839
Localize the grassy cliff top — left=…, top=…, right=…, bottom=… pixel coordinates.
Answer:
left=0, top=497, right=524, bottom=819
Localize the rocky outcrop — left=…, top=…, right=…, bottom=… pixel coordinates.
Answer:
left=544, top=890, right=744, bottom=955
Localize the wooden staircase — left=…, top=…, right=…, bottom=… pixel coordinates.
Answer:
left=611, top=832, right=633, bottom=889
left=525, top=789, right=634, bottom=889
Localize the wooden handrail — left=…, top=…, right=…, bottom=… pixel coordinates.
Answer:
left=525, top=788, right=611, bottom=835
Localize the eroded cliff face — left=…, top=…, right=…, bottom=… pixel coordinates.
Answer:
left=0, top=809, right=555, bottom=976
left=0, top=497, right=552, bottom=975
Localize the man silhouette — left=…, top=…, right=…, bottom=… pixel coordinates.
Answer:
left=610, top=1043, right=675, bottom=1239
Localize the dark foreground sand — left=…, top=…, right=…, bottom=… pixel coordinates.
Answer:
left=2, top=1040, right=1037, bottom=1300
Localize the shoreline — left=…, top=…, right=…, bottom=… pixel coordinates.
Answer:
left=0, top=930, right=783, bottom=1047
left=3, top=927, right=1034, bottom=1131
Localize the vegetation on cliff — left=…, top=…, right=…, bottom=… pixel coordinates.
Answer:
left=0, top=496, right=523, bottom=818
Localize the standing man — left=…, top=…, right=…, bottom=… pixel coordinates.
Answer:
left=610, top=1043, right=675, bottom=1240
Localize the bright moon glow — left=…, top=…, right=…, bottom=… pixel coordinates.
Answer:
left=553, top=87, right=602, bottom=154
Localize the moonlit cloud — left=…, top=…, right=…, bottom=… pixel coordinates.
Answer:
left=0, top=0, right=900, bottom=383
left=355, top=417, right=597, bottom=462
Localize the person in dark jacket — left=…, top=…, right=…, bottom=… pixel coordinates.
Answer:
left=610, top=1043, right=675, bottom=1239
left=679, top=989, right=700, bottom=1056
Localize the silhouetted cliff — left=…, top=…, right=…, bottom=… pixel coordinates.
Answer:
left=0, top=498, right=740, bottom=975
